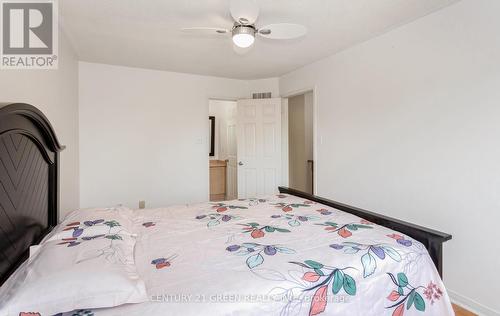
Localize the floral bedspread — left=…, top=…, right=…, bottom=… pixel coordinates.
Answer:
left=61, top=194, right=453, bottom=316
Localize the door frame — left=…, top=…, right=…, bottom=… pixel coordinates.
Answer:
left=282, top=87, right=318, bottom=195
left=207, top=98, right=238, bottom=201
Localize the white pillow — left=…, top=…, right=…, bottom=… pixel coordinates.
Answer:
left=0, top=230, right=148, bottom=315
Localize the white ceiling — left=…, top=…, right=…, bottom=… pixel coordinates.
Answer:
left=60, top=0, right=458, bottom=79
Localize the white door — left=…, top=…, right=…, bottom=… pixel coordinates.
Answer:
left=237, top=98, right=282, bottom=198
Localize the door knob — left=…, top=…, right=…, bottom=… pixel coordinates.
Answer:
left=238, top=161, right=244, bottom=166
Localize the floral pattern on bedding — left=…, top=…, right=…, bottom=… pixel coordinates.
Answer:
left=226, top=243, right=296, bottom=269
left=195, top=213, right=242, bottom=227
left=271, top=201, right=312, bottom=212
left=316, top=220, right=374, bottom=238
left=289, top=259, right=358, bottom=316
left=211, top=202, right=248, bottom=212
left=240, top=222, right=291, bottom=238
left=386, top=272, right=443, bottom=316
left=58, top=220, right=121, bottom=245
left=57, top=194, right=453, bottom=316
left=329, top=242, right=403, bottom=278
left=151, top=255, right=177, bottom=269
left=270, top=213, right=320, bottom=227
left=54, top=219, right=128, bottom=264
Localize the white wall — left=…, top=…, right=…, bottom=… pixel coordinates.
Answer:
left=79, top=62, right=278, bottom=209
left=0, top=30, right=80, bottom=220
left=246, top=77, right=280, bottom=98
left=280, top=1, right=500, bottom=314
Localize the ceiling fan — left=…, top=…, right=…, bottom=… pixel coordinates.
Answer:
left=181, top=0, right=307, bottom=49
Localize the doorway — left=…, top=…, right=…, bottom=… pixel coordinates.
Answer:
left=208, top=97, right=283, bottom=201
left=209, top=99, right=238, bottom=201
left=287, top=91, right=314, bottom=194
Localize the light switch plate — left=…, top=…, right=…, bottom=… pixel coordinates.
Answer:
left=139, top=200, right=146, bottom=209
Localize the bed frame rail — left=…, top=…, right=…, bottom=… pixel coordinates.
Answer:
left=278, top=187, right=452, bottom=277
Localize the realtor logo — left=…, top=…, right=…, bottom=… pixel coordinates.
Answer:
left=1, top=0, right=58, bottom=69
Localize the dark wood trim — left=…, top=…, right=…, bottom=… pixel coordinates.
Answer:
left=209, top=116, right=215, bottom=157
left=279, top=186, right=452, bottom=277
left=0, top=103, right=65, bottom=153
left=0, top=103, right=64, bottom=285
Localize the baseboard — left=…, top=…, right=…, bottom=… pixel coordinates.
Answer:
left=448, top=289, right=500, bottom=316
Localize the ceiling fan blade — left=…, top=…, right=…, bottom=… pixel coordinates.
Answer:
left=257, top=23, right=307, bottom=40
left=230, top=0, right=259, bottom=25
left=181, top=27, right=229, bottom=35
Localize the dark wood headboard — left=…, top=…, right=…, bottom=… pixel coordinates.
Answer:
left=0, top=103, right=64, bottom=285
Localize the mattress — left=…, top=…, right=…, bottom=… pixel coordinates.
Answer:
left=29, top=194, right=457, bottom=315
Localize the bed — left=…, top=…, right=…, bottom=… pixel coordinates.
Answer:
left=0, top=103, right=453, bottom=316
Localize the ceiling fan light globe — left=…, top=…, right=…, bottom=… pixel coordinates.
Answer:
left=233, top=33, right=254, bottom=48
left=232, top=25, right=255, bottom=48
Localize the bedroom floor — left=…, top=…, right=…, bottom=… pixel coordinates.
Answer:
left=453, top=304, right=476, bottom=316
